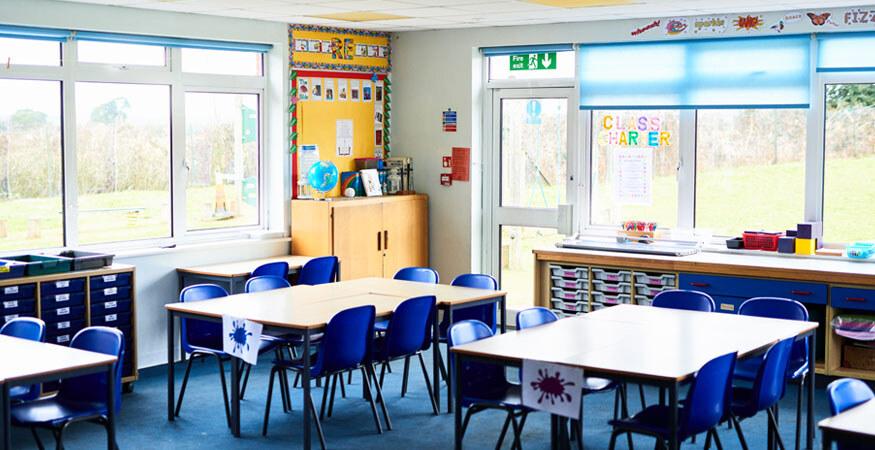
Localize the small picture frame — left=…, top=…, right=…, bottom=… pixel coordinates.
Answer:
left=360, top=169, right=383, bottom=197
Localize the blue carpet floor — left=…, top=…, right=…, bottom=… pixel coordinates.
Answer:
left=9, top=349, right=836, bottom=449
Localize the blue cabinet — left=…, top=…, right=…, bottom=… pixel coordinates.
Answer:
left=679, top=273, right=827, bottom=306
left=831, top=286, right=875, bottom=313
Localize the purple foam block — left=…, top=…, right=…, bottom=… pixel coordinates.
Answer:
left=786, top=229, right=797, bottom=237
left=778, top=236, right=796, bottom=254
left=797, top=222, right=823, bottom=240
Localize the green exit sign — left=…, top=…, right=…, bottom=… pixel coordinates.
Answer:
left=509, top=52, right=557, bottom=71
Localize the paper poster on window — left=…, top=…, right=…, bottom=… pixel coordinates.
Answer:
left=613, top=147, right=653, bottom=206
left=324, top=79, right=335, bottom=102
left=522, top=359, right=583, bottom=419
left=336, top=119, right=353, bottom=156
left=311, top=79, right=322, bottom=101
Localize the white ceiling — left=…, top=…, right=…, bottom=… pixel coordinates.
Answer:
left=56, top=0, right=871, bottom=31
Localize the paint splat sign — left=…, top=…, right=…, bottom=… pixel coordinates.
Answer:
left=223, top=315, right=263, bottom=365
left=734, top=15, right=764, bottom=31
left=522, top=359, right=583, bottom=419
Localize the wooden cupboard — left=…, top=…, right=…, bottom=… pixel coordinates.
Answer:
left=291, top=194, right=428, bottom=280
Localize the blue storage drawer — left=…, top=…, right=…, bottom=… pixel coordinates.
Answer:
left=90, top=272, right=131, bottom=290
left=3, top=312, right=36, bottom=324
left=40, top=291, right=85, bottom=310
left=679, top=273, right=827, bottom=305
left=41, top=305, right=85, bottom=323
left=40, top=278, right=86, bottom=296
left=832, top=287, right=875, bottom=312
left=90, top=285, right=131, bottom=303
left=91, top=311, right=132, bottom=328
left=0, top=283, right=36, bottom=301
left=47, top=327, right=85, bottom=346
left=90, top=298, right=131, bottom=315
left=45, top=318, right=86, bottom=335
left=0, top=297, right=36, bottom=315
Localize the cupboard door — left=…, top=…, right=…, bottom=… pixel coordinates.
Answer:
left=333, top=203, right=384, bottom=280
left=382, top=197, right=428, bottom=277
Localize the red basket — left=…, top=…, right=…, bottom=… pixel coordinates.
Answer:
left=742, top=231, right=781, bottom=251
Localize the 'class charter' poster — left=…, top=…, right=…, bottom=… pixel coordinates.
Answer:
left=598, top=113, right=671, bottom=148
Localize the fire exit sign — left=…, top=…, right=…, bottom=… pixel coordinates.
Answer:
left=509, top=52, right=556, bottom=71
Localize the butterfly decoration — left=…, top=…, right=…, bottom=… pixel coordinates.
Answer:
left=807, top=12, right=831, bottom=26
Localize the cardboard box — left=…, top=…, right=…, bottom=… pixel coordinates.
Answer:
left=778, top=237, right=796, bottom=254
left=843, top=342, right=875, bottom=371
left=796, top=238, right=816, bottom=255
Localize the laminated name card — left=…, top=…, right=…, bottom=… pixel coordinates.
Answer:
left=223, top=315, right=263, bottom=366
left=522, top=359, right=584, bottom=419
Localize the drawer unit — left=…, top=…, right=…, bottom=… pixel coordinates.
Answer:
left=591, top=280, right=632, bottom=295
left=41, top=291, right=86, bottom=310
left=90, top=298, right=132, bottom=315
left=550, top=287, right=587, bottom=302
left=47, top=328, right=85, bottom=346
left=40, top=278, right=85, bottom=296
left=46, top=318, right=86, bottom=335
left=0, top=283, right=36, bottom=301
left=1, top=297, right=36, bottom=316
left=591, top=291, right=632, bottom=306
left=551, top=276, right=586, bottom=290
left=550, top=298, right=588, bottom=313
left=678, top=273, right=827, bottom=305
left=553, top=308, right=581, bottom=318
left=90, top=272, right=132, bottom=290
left=832, top=287, right=875, bottom=313
left=591, top=268, right=632, bottom=283
left=635, top=284, right=673, bottom=298
left=2, top=312, right=37, bottom=324
left=91, top=311, right=132, bottom=328
left=634, top=272, right=677, bottom=287
left=634, top=295, right=654, bottom=307
left=549, top=264, right=588, bottom=280
left=90, top=285, right=132, bottom=303
left=41, top=305, right=86, bottom=323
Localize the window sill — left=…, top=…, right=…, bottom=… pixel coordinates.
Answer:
left=113, top=235, right=290, bottom=260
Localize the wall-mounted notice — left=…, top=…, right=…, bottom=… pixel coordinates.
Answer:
left=336, top=120, right=353, bottom=156
left=442, top=109, right=457, bottom=132
left=451, top=147, right=470, bottom=182
left=613, top=147, right=652, bottom=206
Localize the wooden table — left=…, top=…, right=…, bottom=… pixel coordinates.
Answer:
left=451, top=304, right=818, bottom=450
left=819, top=398, right=875, bottom=449
left=0, top=335, right=118, bottom=450
left=164, top=277, right=506, bottom=450
left=176, top=255, right=315, bottom=294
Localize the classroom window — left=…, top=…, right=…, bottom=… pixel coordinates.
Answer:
left=75, top=82, right=172, bottom=244
left=695, top=109, right=807, bottom=237
left=77, top=41, right=166, bottom=66
left=590, top=110, right=680, bottom=228
left=181, top=48, right=262, bottom=76
left=823, top=83, right=875, bottom=244
left=488, top=51, right=574, bottom=81
left=0, top=37, right=61, bottom=66
left=185, top=92, right=259, bottom=231
left=0, top=79, right=63, bottom=251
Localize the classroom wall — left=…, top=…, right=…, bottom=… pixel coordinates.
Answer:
left=0, top=0, right=291, bottom=369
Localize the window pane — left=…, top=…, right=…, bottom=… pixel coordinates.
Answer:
left=590, top=110, right=679, bottom=228
left=185, top=92, right=259, bottom=230
left=695, top=109, right=806, bottom=237
left=77, top=41, right=166, bottom=66
left=501, top=98, right=566, bottom=208
left=0, top=37, right=60, bottom=66
left=489, top=51, right=574, bottom=80
left=75, top=83, right=171, bottom=244
left=0, top=80, right=63, bottom=251
left=824, top=83, right=875, bottom=243
left=500, top=226, right=564, bottom=309
left=181, top=48, right=261, bottom=76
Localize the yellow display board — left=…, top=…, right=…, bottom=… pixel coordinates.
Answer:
left=290, top=25, right=390, bottom=73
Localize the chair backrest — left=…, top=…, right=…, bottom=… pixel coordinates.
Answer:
left=179, top=284, right=229, bottom=352
left=252, top=261, right=289, bottom=279
left=449, top=274, right=499, bottom=332
left=448, top=320, right=506, bottom=397
left=682, top=351, right=737, bottom=436
left=1, top=317, right=45, bottom=342
left=751, top=337, right=795, bottom=411
left=739, top=297, right=809, bottom=374
left=245, top=275, right=292, bottom=293
left=384, top=295, right=436, bottom=358
left=516, top=307, right=558, bottom=330
left=652, top=290, right=716, bottom=312
left=297, top=256, right=339, bottom=285
left=827, top=378, right=875, bottom=416
left=394, top=267, right=439, bottom=284
left=315, top=305, right=375, bottom=375
left=59, top=326, right=125, bottom=412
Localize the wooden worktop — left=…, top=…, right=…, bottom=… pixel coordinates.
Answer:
left=0, top=264, right=134, bottom=288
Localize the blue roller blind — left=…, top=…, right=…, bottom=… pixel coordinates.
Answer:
left=578, top=35, right=811, bottom=109
left=482, top=43, right=573, bottom=56
left=0, top=24, right=70, bottom=42
left=817, top=32, right=875, bottom=72
left=74, top=31, right=272, bottom=53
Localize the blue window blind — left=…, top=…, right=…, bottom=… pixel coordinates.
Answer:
left=578, top=36, right=811, bottom=109
left=482, top=44, right=573, bottom=56
left=817, top=33, right=875, bottom=72
left=0, top=24, right=70, bottom=42
left=73, top=31, right=272, bottom=53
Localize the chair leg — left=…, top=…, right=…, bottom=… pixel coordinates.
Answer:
left=239, top=362, right=252, bottom=400
left=495, top=412, right=513, bottom=450
left=31, top=427, right=45, bottom=450
left=417, top=352, right=440, bottom=415
left=795, top=375, right=804, bottom=450
left=306, top=392, right=328, bottom=450
left=53, top=425, right=65, bottom=450
left=712, top=427, right=725, bottom=450
left=379, top=362, right=388, bottom=387
left=320, top=376, right=330, bottom=421
left=339, top=372, right=347, bottom=398
left=263, top=367, right=277, bottom=436
left=361, top=367, right=384, bottom=434
left=638, top=383, right=646, bottom=410
left=173, top=355, right=196, bottom=417
left=513, top=412, right=529, bottom=450
left=278, top=367, right=291, bottom=413
left=768, top=407, right=787, bottom=450
left=730, top=415, right=749, bottom=450
left=368, top=364, right=392, bottom=431
left=705, top=428, right=712, bottom=450
left=608, top=429, right=620, bottom=450
left=619, top=385, right=633, bottom=449
left=437, top=348, right=449, bottom=383
left=327, top=374, right=338, bottom=418
left=459, top=407, right=478, bottom=443
left=508, top=412, right=523, bottom=450
left=216, top=356, right=232, bottom=428
left=401, top=356, right=411, bottom=397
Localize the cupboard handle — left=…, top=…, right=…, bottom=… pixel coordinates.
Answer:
left=847, top=297, right=867, bottom=302
left=690, top=282, right=710, bottom=288
left=377, top=232, right=382, bottom=251
left=384, top=230, right=388, bottom=250
left=791, top=290, right=812, bottom=296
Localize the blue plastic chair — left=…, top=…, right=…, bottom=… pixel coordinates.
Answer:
left=297, top=256, right=339, bottom=285
left=11, top=326, right=124, bottom=450
left=1, top=317, right=46, bottom=402
left=239, top=275, right=295, bottom=400
left=826, top=378, right=874, bottom=450
left=263, top=305, right=388, bottom=448
left=515, top=306, right=558, bottom=330
left=652, top=290, right=716, bottom=312
left=252, top=261, right=289, bottom=279
left=450, top=320, right=530, bottom=449
left=608, top=351, right=738, bottom=450
left=245, top=275, right=292, bottom=292
left=394, top=267, right=439, bottom=284
left=736, top=297, right=810, bottom=450
left=371, top=296, right=439, bottom=415
left=728, top=337, right=795, bottom=450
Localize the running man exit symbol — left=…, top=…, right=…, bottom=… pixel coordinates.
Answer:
left=509, top=52, right=557, bottom=71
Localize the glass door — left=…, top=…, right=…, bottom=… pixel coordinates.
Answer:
left=486, top=88, right=576, bottom=310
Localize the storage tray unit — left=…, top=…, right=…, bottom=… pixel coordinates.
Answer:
left=547, top=264, right=590, bottom=316
left=632, top=270, right=678, bottom=306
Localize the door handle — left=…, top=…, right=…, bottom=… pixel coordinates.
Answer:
left=690, top=282, right=710, bottom=288
left=377, top=231, right=382, bottom=251
left=847, top=297, right=867, bottom=302
left=384, top=230, right=388, bottom=250
left=790, top=290, right=812, bottom=296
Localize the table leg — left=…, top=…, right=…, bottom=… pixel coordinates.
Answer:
left=447, top=306, right=455, bottom=414
left=106, top=364, right=117, bottom=450
left=669, top=382, right=678, bottom=450
left=807, top=332, right=816, bottom=450
left=231, top=357, right=240, bottom=437
left=453, top=353, right=462, bottom=450
left=821, top=430, right=830, bottom=450
left=499, top=295, right=507, bottom=334
left=167, top=311, right=175, bottom=422
left=303, top=331, right=312, bottom=450
left=229, top=277, right=237, bottom=295
left=432, top=307, right=440, bottom=416
left=2, top=383, right=9, bottom=450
